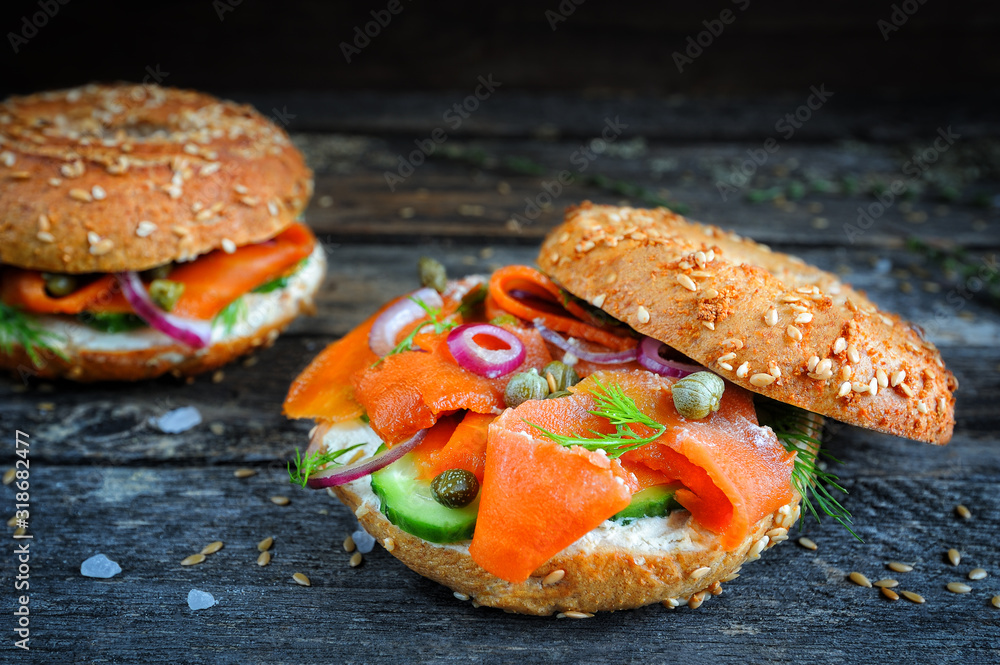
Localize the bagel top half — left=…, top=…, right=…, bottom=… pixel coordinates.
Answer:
left=538, top=202, right=956, bottom=444
left=0, top=83, right=313, bottom=273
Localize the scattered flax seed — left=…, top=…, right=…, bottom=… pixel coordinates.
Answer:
left=849, top=572, right=872, bottom=588
left=6, top=515, right=17, bottom=527
left=947, top=548, right=961, bottom=566
left=209, top=423, right=225, bottom=436
left=946, top=582, right=972, bottom=594
left=257, top=551, right=271, bottom=566
left=2, top=469, right=15, bottom=485
left=881, top=588, right=900, bottom=601
left=992, top=596, right=1000, bottom=609
left=201, top=541, right=224, bottom=555
left=257, top=537, right=274, bottom=552
left=968, top=568, right=987, bottom=581
left=543, top=569, right=566, bottom=585
left=233, top=468, right=256, bottom=478
left=797, top=537, right=818, bottom=551
left=955, top=504, right=971, bottom=520
left=292, top=573, right=311, bottom=586
left=349, top=552, right=363, bottom=567
left=212, top=370, right=225, bottom=383
left=901, top=590, right=925, bottom=604
left=690, top=566, right=711, bottom=579
left=874, top=579, right=899, bottom=588
left=343, top=536, right=356, bottom=553
left=270, top=496, right=290, bottom=506
left=181, top=554, right=206, bottom=566
left=383, top=537, right=395, bottom=552
left=888, top=562, right=913, bottom=573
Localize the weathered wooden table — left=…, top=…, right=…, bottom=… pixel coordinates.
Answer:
left=2, top=96, right=998, bottom=664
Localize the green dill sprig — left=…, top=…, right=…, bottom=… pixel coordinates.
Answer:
left=287, top=443, right=367, bottom=488
left=0, top=302, right=67, bottom=367
left=373, top=296, right=459, bottom=366
left=757, top=399, right=861, bottom=542
left=524, top=378, right=665, bottom=458
left=213, top=296, right=248, bottom=336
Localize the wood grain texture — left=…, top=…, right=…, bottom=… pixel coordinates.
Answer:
left=1, top=125, right=999, bottom=663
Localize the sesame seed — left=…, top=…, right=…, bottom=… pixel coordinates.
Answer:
left=852, top=381, right=869, bottom=394
left=786, top=325, right=802, bottom=341
left=181, top=554, right=206, bottom=566
left=703, top=288, right=719, bottom=298
left=562, top=611, right=594, bottom=619
left=798, top=537, right=818, bottom=551
left=881, top=588, right=900, bottom=601
left=233, top=183, right=249, bottom=194
left=8, top=170, right=30, bottom=179
left=267, top=200, right=280, bottom=217
left=199, top=163, right=221, bottom=176
left=201, top=541, right=224, bottom=555
left=968, top=568, right=987, bottom=580
left=343, top=536, right=356, bottom=553
left=794, top=312, right=813, bottom=324
left=900, top=383, right=914, bottom=397
left=690, top=566, right=711, bottom=579
left=840, top=366, right=852, bottom=381
left=454, top=592, right=470, bottom=601
left=834, top=337, right=847, bottom=354
left=233, top=468, right=256, bottom=478
left=292, top=572, right=311, bottom=586
left=37, top=231, right=55, bottom=243
left=719, top=362, right=733, bottom=371
left=240, top=196, right=259, bottom=207
left=91, top=185, right=106, bottom=200
left=750, top=373, right=776, bottom=387
left=736, top=362, right=749, bottom=378
left=874, top=579, right=899, bottom=588
left=938, top=397, right=947, bottom=414
left=815, top=358, right=832, bottom=375
left=383, top=537, right=395, bottom=552
left=270, top=496, right=290, bottom=506
left=2, top=469, right=15, bottom=485
left=69, top=188, right=92, bottom=202
left=769, top=362, right=781, bottom=378
left=636, top=306, right=650, bottom=324
left=955, top=504, right=971, bottom=519
left=722, top=572, right=740, bottom=582
left=183, top=143, right=200, bottom=155
left=136, top=220, right=157, bottom=237
left=195, top=209, right=214, bottom=222
left=0, top=151, right=15, bottom=167
left=837, top=382, right=851, bottom=397
left=588, top=293, right=606, bottom=308
left=947, top=548, right=961, bottom=566
left=687, top=593, right=705, bottom=610
left=901, top=590, right=925, bottom=604
left=849, top=572, right=872, bottom=588
left=89, top=239, right=114, bottom=256
left=888, top=562, right=914, bottom=573
left=677, top=274, right=698, bottom=292
left=876, top=368, right=888, bottom=388
left=694, top=250, right=706, bottom=267
left=947, top=582, right=972, bottom=594
left=543, top=569, right=566, bottom=585
left=765, top=308, right=778, bottom=327
left=807, top=356, right=819, bottom=372
left=917, top=402, right=929, bottom=414
left=702, top=321, right=715, bottom=330
left=221, top=238, right=237, bottom=254
left=349, top=552, right=363, bottom=567
left=749, top=536, right=769, bottom=558
left=48, top=177, right=61, bottom=186
left=257, top=551, right=271, bottom=566
left=257, top=536, right=273, bottom=552
left=718, top=352, right=737, bottom=363
left=848, top=344, right=861, bottom=364
left=869, top=377, right=878, bottom=397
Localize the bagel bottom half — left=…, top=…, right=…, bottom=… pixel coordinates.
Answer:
left=1, top=245, right=326, bottom=382
left=319, top=416, right=813, bottom=616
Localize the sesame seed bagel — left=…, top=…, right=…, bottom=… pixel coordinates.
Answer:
left=0, top=243, right=325, bottom=382
left=538, top=202, right=956, bottom=445
left=0, top=83, right=313, bottom=273
left=320, top=418, right=808, bottom=616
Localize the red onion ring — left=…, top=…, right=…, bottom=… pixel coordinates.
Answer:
left=533, top=319, right=637, bottom=364
left=116, top=272, right=212, bottom=348
left=305, top=428, right=428, bottom=488
left=637, top=336, right=702, bottom=377
left=368, top=287, right=443, bottom=357
left=446, top=323, right=525, bottom=378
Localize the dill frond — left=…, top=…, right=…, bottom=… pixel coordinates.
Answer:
left=287, top=443, right=367, bottom=488
left=0, top=302, right=67, bottom=367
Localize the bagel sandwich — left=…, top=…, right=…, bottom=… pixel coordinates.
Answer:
left=283, top=201, right=956, bottom=616
left=0, top=83, right=323, bottom=382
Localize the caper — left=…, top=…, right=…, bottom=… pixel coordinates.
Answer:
left=672, top=371, right=726, bottom=420
left=141, top=263, right=174, bottom=281
left=504, top=369, right=550, bottom=408
left=545, top=390, right=572, bottom=400
left=417, top=256, right=447, bottom=293
left=148, top=279, right=185, bottom=312
left=541, top=361, right=580, bottom=393
left=41, top=273, right=78, bottom=298
left=430, top=469, right=480, bottom=509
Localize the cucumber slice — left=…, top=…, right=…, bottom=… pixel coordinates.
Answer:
left=370, top=448, right=480, bottom=543
left=612, top=483, right=682, bottom=523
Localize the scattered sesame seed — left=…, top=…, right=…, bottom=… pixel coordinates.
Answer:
left=722, top=572, right=740, bottom=582
left=946, top=582, right=972, bottom=594
left=201, top=541, right=224, bottom=555
left=765, top=308, right=778, bottom=327
left=69, top=188, right=92, bottom=202
left=876, top=368, right=888, bottom=388
left=563, top=611, right=594, bottom=619
left=349, top=552, right=363, bottom=567
left=901, top=590, right=925, bottom=604
left=719, top=362, right=733, bottom=371
left=543, top=569, right=566, bottom=585
left=786, top=325, right=802, bottom=341
left=221, top=238, right=237, bottom=254
left=834, top=337, right=847, bottom=354
left=454, top=592, right=470, bottom=601
left=992, top=596, right=1000, bottom=609
left=36, top=231, right=55, bottom=243
left=257, top=537, right=273, bottom=552
left=267, top=200, right=280, bottom=217
left=718, top=352, right=737, bottom=363
left=917, top=402, right=929, bottom=414
left=292, top=572, right=311, bottom=586
left=48, top=177, right=61, bottom=186
left=2, top=469, right=15, bottom=485
left=702, top=321, right=715, bottom=330
left=955, top=504, right=971, bottom=519
left=591, top=293, right=606, bottom=308
left=91, top=185, right=106, bottom=200
left=968, top=568, right=987, bottom=581
left=794, top=312, right=813, bottom=324
left=874, top=579, right=899, bottom=588
left=736, top=362, right=750, bottom=379
left=838, top=382, right=852, bottom=397
left=199, top=163, right=221, bottom=177
left=181, top=554, right=206, bottom=566
left=257, top=551, right=271, bottom=566
left=840, top=366, right=852, bottom=381
left=233, top=468, right=255, bottom=478
left=768, top=362, right=781, bottom=378
left=636, top=306, right=650, bottom=324
left=677, top=274, right=698, bottom=292
left=270, top=496, right=290, bottom=506
left=807, top=356, right=819, bottom=372
left=690, top=566, right=711, bottom=579
left=900, top=383, right=914, bottom=398
left=849, top=572, right=872, bottom=588
left=136, top=220, right=157, bottom=237
left=750, top=373, right=776, bottom=387
left=687, top=593, right=705, bottom=610
left=0, top=151, right=15, bottom=166
left=798, top=537, right=818, bottom=551
left=947, top=549, right=961, bottom=566
left=888, top=562, right=914, bottom=573
left=869, top=377, right=879, bottom=397
left=343, top=536, right=356, bottom=553
left=848, top=344, right=861, bottom=364
left=383, top=537, right=395, bottom=552
left=852, top=381, right=870, bottom=394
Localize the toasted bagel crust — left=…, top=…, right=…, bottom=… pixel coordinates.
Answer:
left=538, top=202, right=956, bottom=444
left=0, top=84, right=313, bottom=273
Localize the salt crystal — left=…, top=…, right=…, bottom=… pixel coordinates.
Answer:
left=153, top=406, right=202, bottom=433
left=187, top=589, right=217, bottom=611
left=80, top=553, right=122, bottom=578
left=352, top=525, right=376, bottom=554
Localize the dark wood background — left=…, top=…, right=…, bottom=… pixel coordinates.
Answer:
left=1, top=2, right=1000, bottom=663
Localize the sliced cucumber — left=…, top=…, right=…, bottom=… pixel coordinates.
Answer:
left=370, top=448, right=480, bottom=543
left=612, top=483, right=682, bottom=523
